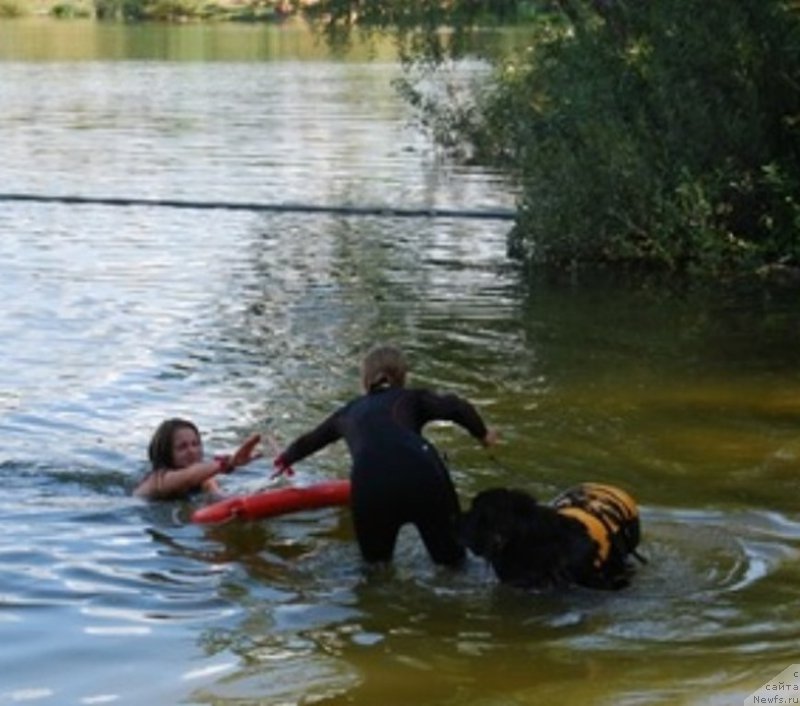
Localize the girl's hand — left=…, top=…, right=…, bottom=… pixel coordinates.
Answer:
left=229, top=433, right=263, bottom=470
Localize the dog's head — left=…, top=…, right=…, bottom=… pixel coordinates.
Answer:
left=460, top=487, right=542, bottom=561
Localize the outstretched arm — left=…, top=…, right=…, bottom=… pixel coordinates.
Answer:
left=419, top=390, right=497, bottom=446
left=134, top=457, right=231, bottom=500
left=272, top=412, right=343, bottom=477
left=135, top=433, right=263, bottom=500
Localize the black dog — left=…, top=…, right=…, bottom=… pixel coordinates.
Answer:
left=461, top=483, right=645, bottom=590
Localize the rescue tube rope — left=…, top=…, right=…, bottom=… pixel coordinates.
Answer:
left=0, top=192, right=516, bottom=221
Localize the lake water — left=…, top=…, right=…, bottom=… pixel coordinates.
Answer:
left=1, top=18, right=798, bottom=706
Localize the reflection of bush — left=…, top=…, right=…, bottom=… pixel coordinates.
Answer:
left=51, top=1, right=93, bottom=17
left=91, top=0, right=299, bottom=21
left=137, top=0, right=204, bottom=21
left=0, top=0, right=25, bottom=17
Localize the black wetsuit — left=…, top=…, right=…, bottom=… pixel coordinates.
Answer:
left=281, top=386, right=489, bottom=565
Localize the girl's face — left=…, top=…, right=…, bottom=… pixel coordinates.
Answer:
left=171, top=426, right=203, bottom=468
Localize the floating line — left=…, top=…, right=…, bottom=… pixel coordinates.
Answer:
left=0, top=192, right=516, bottom=221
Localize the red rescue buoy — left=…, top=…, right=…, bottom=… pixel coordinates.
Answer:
left=191, top=479, right=351, bottom=524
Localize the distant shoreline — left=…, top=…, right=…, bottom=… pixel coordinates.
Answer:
left=1, top=0, right=314, bottom=22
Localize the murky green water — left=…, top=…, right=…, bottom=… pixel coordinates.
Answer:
left=0, top=18, right=798, bottom=706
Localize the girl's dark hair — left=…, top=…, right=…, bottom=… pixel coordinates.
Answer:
left=148, top=418, right=199, bottom=470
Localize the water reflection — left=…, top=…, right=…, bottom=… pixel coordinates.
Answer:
left=0, top=18, right=399, bottom=62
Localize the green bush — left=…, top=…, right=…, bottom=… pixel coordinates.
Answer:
left=375, top=0, right=800, bottom=278
left=503, top=1, right=799, bottom=276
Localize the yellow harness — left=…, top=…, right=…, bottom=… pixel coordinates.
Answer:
left=553, top=483, right=640, bottom=569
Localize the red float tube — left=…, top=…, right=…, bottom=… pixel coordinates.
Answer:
left=191, top=479, right=351, bottom=524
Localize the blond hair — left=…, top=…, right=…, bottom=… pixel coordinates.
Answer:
left=361, top=345, right=408, bottom=392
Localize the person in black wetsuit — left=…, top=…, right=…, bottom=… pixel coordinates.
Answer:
left=273, top=345, right=498, bottom=566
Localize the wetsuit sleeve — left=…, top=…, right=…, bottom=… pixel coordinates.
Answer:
left=416, top=389, right=489, bottom=440
left=281, top=410, right=344, bottom=466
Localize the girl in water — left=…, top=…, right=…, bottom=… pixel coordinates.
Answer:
left=134, top=418, right=262, bottom=500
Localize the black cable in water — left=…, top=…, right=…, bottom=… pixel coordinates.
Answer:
left=0, top=192, right=517, bottom=222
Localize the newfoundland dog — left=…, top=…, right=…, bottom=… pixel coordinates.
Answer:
left=461, top=482, right=645, bottom=590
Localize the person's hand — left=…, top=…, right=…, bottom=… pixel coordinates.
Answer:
left=481, top=428, right=499, bottom=447
left=229, top=433, right=263, bottom=470
left=271, top=452, right=295, bottom=479
left=213, top=454, right=234, bottom=474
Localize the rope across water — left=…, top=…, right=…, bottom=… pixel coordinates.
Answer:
left=0, top=192, right=516, bottom=221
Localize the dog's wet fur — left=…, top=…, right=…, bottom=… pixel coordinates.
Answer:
left=460, top=485, right=644, bottom=590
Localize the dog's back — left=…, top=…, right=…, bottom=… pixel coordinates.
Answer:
left=552, top=482, right=643, bottom=588
left=461, top=483, right=643, bottom=590
left=553, top=482, right=641, bottom=558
